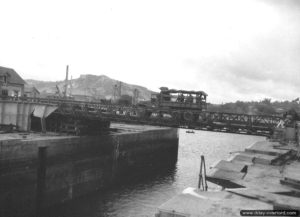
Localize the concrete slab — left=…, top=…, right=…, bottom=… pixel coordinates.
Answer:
left=156, top=140, right=300, bottom=217
left=237, top=179, right=290, bottom=193
left=206, top=168, right=246, bottom=188
left=230, top=152, right=278, bottom=165
left=233, top=165, right=290, bottom=193
left=245, top=164, right=283, bottom=178
left=280, top=179, right=300, bottom=190
left=228, top=188, right=300, bottom=210
left=273, top=144, right=299, bottom=151
left=229, top=153, right=255, bottom=164
left=208, top=168, right=246, bottom=181
left=156, top=188, right=273, bottom=217
left=212, top=160, right=248, bottom=172
left=281, top=162, right=300, bottom=190
left=207, top=162, right=289, bottom=192
left=245, top=141, right=291, bottom=156
left=283, top=162, right=300, bottom=182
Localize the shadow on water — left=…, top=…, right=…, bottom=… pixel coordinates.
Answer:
left=43, top=161, right=178, bottom=217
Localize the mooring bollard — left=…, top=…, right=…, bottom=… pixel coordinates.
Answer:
left=36, top=146, right=47, bottom=217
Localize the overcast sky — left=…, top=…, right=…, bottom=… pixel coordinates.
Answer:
left=0, top=0, right=299, bottom=103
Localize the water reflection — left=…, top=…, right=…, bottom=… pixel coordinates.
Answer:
left=45, top=158, right=178, bottom=217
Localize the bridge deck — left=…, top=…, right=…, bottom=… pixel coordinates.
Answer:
left=0, top=96, right=281, bottom=135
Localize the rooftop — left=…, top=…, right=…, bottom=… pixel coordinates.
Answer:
left=0, top=66, right=26, bottom=85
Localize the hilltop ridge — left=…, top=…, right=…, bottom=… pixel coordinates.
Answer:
left=26, top=74, right=154, bottom=101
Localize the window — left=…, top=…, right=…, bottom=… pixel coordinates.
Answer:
left=0, top=76, right=7, bottom=83
left=1, top=89, right=8, bottom=96
left=14, top=90, right=19, bottom=97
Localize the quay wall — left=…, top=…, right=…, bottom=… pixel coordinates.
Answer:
left=0, top=126, right=178, bottom=217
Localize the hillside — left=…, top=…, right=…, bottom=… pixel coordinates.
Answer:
left=26, top=74, right=154, bottom=101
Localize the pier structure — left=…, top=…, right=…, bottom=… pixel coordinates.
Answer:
left=0, top=124, right=178, bottom=217
left=155, top=122, right=300, bottom=217
left=0, top=98, right=57, bottom=132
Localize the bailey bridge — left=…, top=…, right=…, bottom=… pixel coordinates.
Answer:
left=0, top=96, right=281, bottom=136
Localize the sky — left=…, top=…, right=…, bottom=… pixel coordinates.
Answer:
left=0, top=0, right=299, bottom=103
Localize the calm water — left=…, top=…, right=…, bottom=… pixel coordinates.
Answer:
left=46, top=129, right=265, bottom=217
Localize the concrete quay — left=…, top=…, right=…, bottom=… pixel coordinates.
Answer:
left=0, top=123, right=178, bottom=217
left=156, top=128, right=300, bottom=217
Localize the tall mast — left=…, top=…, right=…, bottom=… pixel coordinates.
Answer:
left=69, top=75, right=73, bottom=96
left=64, top=65, right=69, bottom=97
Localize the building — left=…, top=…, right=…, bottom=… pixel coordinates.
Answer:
left=0, top=66, right=26, bottom=97
left=24, top=85, right=40, bottom=98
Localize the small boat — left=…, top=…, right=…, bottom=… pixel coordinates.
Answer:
left=186, top=130, right=195, bottom=134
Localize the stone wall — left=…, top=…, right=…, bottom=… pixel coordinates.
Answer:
left=0, top=126, right=178, bottom=217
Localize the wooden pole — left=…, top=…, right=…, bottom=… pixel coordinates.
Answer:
left=198, top=155, right=208, bottom=191
left=64, top=65, right=69, bottom=97
left=198, top=156, right=203, bottom=189
left=202, top=155, right=208, bottom=191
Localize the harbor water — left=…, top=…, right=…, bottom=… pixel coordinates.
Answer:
left=44, top=129, right=264, bottom=217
